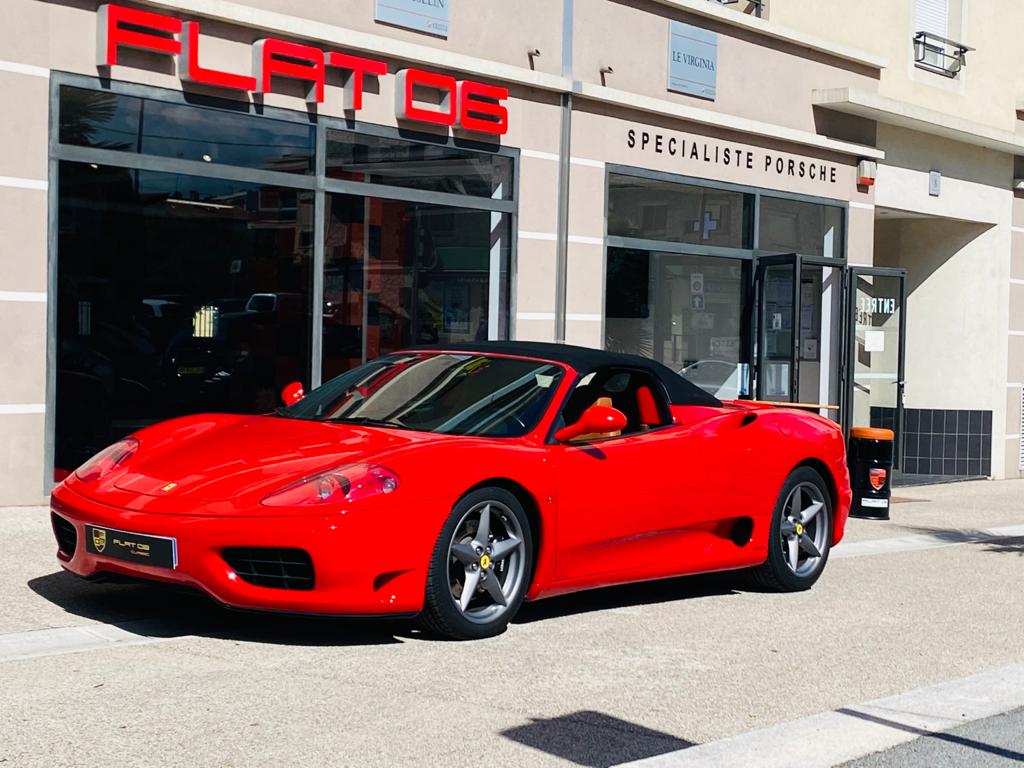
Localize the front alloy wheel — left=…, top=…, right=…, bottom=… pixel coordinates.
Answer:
left=420, top=488, right=533, bottom=639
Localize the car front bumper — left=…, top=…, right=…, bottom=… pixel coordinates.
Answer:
left=50, top=484, right=434, bottom=616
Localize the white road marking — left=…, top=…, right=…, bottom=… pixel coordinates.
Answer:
left=833, top=524, right=1024, bottom=560
left=614, top=663, right=1024, bottom=768
left=0, top=621, right=191, bottom=664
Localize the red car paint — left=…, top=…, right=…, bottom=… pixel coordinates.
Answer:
left=51, top=349, right=851, bottom=617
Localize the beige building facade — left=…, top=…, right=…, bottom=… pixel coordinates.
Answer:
left=0, top=0, right=1020, bottom=505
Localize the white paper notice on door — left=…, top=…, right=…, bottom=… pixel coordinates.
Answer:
left=864, top=330, right=885, bottom=353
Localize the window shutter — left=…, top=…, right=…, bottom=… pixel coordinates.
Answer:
left=915, top=0, right=948, bottom=37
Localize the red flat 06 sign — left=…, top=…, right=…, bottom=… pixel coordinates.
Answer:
left=97, top=4, right=509, bottom=136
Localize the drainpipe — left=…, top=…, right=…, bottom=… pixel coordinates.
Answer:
left=554, top=0, right=574, bottom=343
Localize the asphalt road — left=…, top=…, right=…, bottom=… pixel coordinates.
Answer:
left=0, top=479, right=1022, bottom=767
left=841, top=707, right=1024, bottom=767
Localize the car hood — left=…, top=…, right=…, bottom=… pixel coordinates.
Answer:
left=105, top=414, right=445, bottom=505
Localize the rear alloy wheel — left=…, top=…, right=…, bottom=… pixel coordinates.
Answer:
left=750, top=467, right=832, bottom=592
left=419, top=488, right=533, bottom=640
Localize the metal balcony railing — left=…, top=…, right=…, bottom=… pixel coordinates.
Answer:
left=708, top=0, right=764, bottom=19
left=913, top=31, right=973, bottom=78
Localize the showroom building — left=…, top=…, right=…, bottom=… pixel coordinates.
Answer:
left=0, top=0, right=1022, bottom=505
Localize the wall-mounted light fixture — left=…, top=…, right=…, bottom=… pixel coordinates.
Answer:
left=599, top=65, right=614, bottom=86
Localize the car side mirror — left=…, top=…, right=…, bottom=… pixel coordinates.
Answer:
left=281, top=381, right=305, bottom=405
left=554, top=405, right=627, bottom=443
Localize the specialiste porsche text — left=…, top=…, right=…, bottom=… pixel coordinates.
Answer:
left=626, top=128, right=839, bottom=184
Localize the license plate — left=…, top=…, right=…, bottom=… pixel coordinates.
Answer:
left=177, top=366, right=206, bottom=376
left=84, top=525, right=178, bottom=569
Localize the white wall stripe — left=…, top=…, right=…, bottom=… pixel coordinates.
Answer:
left=0, top=59, right=50, bottom=79
left=518, top=151, right=604, bottom=167
left=1010, top=278, right=1024, bottom=285
left=1012, top=226, right=1024, bottom=234
left=520, top=149, right=560, bottom=162
left=848, top=201, right=875, bottom=210
left=517, top=312, right=602, bottom=321
left=0, top=404, right=46, bottom=415
left=0, top=176, right=47, bottom=191
left=1006, top=434, right=1021, bottom=440
left=519, top=232, right=604, bottom=245
left=0, top=291, right=47, bottom=303
left=1010, top=330, right=1024, bottom=336
left=1009, top=382, right=1023, bottom=388
left=518, top=231, right=557, bottom=241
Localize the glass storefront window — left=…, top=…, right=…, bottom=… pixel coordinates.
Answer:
left=321, top=193, right=510, bottom=380
left=607, top=173, right=751, bottom=248
left=58, top=86, right=315, bottom=173
left=56, top=161, right=313, bottom=472
left=605, top=248, right=750, bottom=399
left=758, top=196, right=843, bottom=259
left=325, top=129, right=514, bottom=200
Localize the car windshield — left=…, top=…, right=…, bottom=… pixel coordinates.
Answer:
left=279, top=353, right=564, bottom=437
left=246, top=295, right=275, bottom=312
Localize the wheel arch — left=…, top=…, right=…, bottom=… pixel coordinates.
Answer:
left=462, top=477, right=543, bottom=585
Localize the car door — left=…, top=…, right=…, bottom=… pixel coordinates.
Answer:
left=547, top=367, right=700, bottom=582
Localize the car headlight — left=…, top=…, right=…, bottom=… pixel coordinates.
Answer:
left=74, top=438, right=140, bottom=483
left=260, top=463, right=399, bottom=507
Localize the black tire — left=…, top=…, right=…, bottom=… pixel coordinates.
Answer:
left=749, top=467, right=832, bottom=592
left=418, top=487, right=533, bottom=640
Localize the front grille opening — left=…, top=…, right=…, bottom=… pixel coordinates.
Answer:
left=51, top=512, right=77, bottom=559
left=222, top=547, right=314, bottom=591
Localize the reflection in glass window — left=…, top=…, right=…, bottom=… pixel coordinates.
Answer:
left=758, top=196, right=843, bottom=258
left=55, top=161, right=313, bottom=472
left=605, top=248, right=749, bottom=399
left=326, top=129, right=513, bottom=199
left=608, top=173, right=751, bottom=248
left=321, top=194, right=509, bottom=381
left=58, top=86, right=314, bottom=173
left=282, top=353, right=562, bottom=437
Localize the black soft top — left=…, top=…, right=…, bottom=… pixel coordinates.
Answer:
left=409, top=341, right=722, bottom=407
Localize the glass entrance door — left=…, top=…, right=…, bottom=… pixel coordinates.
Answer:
left=755, top=253, right=799, bottom=401
left=753, top=253, right=845, bottom=420
left=845, top=268, right=907, bottom=465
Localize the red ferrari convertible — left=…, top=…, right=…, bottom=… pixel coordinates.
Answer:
left=51, top=342, right=851, bottom=639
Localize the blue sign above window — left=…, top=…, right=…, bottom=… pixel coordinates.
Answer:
left=375, top=0, right=449, bottom=38
left=668, top=20, right=717, bottom=100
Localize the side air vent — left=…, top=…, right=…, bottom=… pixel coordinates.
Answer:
left=51, top=512, right=78, bottom=559
left=222, top=547, right=315, bottom=591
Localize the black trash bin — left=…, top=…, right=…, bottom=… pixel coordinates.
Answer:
left=847, top=427, right=894, bottom=520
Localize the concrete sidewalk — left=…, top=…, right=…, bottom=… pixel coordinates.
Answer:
left=0, top=479, right=1021, bottom=767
